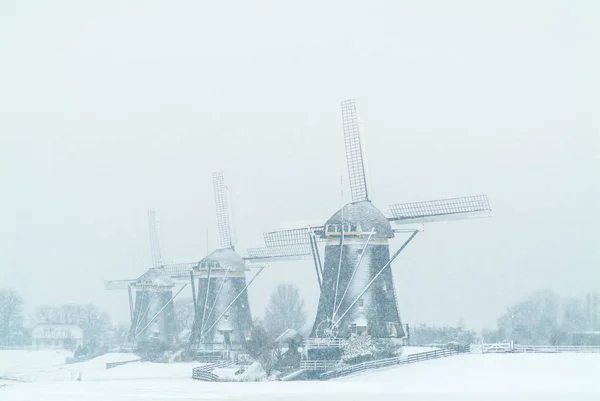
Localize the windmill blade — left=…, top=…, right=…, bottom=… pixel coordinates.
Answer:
left=161, top=262, right=197, bottom=277
left=245, top=244, right=313, bottom=262
left=147, top=208, right=164, bottom=268
left=389, top=194, right=491, bottom=225
left=342, top=99, right=369, bottom=203
left=213, top=171, right=234, bottom=248
left=263, top=227, right=326, bottom=248
left=105, top=279, right=136, bottom=290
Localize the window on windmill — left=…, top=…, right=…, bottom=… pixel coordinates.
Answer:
left=382, top=281, right=387, bottom=291
left=349, top=323, right=357, bottom=335
left=358, top=298, right=364, bottom=308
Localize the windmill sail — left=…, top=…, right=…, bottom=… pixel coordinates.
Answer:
left=244, top=227, right=326, bottom=261
left=147, top=208, right=164, bottom=268
left=213, top=171, right=234, bottom=248
left=342, top=99, right=369, bottom=203
left=389, top=194, right=491, bottom=224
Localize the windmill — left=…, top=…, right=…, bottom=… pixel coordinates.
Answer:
left=105, top=209, right=195, bottom=345
left=246, top=100, right=491, bottom=354
left=187, top=171, right=274, bottom=361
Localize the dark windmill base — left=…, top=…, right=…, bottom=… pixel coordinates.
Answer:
left=128, top=289, right=177, bottom=344
left=311, top=242, right=402, bottom=339
left=189, top=274, right=253, bottom=360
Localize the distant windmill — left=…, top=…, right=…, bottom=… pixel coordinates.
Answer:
left=187, top=172, right=272, bottom=361
left=105, top=209, right=195, bottom=344
left=246, top=100, right=492, bottom=352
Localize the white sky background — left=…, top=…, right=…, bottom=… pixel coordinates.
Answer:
left=0, top=1, right=598, bottom=330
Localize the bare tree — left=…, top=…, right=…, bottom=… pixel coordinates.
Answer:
left=173, top=298, right=195, bottom=333
left=264, top=284, right=306, bottom=336
left=32, top=303, right=110, bottom=348
left=244, top=319, right=276, bottom=375
left=0, top=288, right=25, bottom=346
left=33, top=304, right=61, bottom=324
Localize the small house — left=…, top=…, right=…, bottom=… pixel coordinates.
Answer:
left=31, top=324, right=84, bottom=350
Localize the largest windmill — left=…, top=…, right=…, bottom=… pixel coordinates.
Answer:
left=248, top=100, right=491, bottom=347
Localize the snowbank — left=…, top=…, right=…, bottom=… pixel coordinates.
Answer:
left=339, top=353, right=600, bottom=392
left=2, top=351, right=600, bottom=400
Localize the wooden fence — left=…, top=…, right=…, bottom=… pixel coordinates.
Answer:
left=191, top=360, right=233, bottom=381
left=470, top=342, right=600, bottom=354
left=191, top=370, right=220, bottom=382
left=320, top=347, right=465, bottom=380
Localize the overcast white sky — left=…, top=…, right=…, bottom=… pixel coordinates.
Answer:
left=1, top=1, right=598, bottom=330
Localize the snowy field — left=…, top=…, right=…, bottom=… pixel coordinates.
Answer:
left=1, top=349, right=599, bottom=401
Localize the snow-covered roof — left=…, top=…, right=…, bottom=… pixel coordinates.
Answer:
left=135, top=268, right=174, bottom=287
left=32, top=324, right=84, bottom=339
left=274, top=328, right=302, bottom=343
left=325, top=201, right=394, bottom=238
left=198, top=247, right=249, bottom=272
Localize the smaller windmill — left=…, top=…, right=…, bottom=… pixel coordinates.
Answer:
left=187, top=171, right=283, bottom=361
left=105, top=209, right=195, bottom=345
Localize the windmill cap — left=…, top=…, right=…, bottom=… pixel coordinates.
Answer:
left=325, top=201, right=394, bottom=239
left=134, top=268, right=174, bottom=287
left=198, top=247, right=249, bottom=272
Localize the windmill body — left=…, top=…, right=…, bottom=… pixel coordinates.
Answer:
left=106, top=209, right=193, bottom=346
left=187, top=172, right=261, bottom=361
left=188, top=247, right=253, bottom=357
left=313, top=201, right=401, bottom=339
left=128, top=268, right=177, bottom=342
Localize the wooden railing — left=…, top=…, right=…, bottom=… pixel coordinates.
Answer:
left=300, top=360, right=341, bottom=371
left=470, top=342, right=600, bottom=354
left=513, top=345, right=600, bottom=353
left=470, top=342, right=513, bottom=354
left=303, top=338, right=347, bottom=348
left=191, top=370, right=220, bottom=382
left=319, top=348, right=465, bottom=379
left=194, top=360, right=233, bottom=372
left=191, top=360, right=232, bottom=381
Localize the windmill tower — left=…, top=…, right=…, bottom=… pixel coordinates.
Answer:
left=188, top=172, right=268, bottom=361
left=246, top=99, right=491, bottom=366
left=126, top=209, right=177, bottom=343
left=105, top=209, right=195, bottom=345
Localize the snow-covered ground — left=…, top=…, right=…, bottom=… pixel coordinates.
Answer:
left=1, top=349, right=599, bottom=401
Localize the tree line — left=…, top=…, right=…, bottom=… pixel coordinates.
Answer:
left=0, top=283, right=308, bottom=352
left=0, top=287, right=125, bottom=354
left=408, top=290, right=600, bottom=346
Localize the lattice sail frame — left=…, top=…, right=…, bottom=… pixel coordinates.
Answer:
left=246, top=244, right=313, bottom=259
left=213, top=171, right=234, bottom=248
left=341, top=99, right=369, bottom=203
left=263, top=227, right=325, bottom=247
left=245, top=227, right=326, bottom=261
left=147, top=208, right=164, bottom=268
left=390, top=195, right=491, bottom=224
